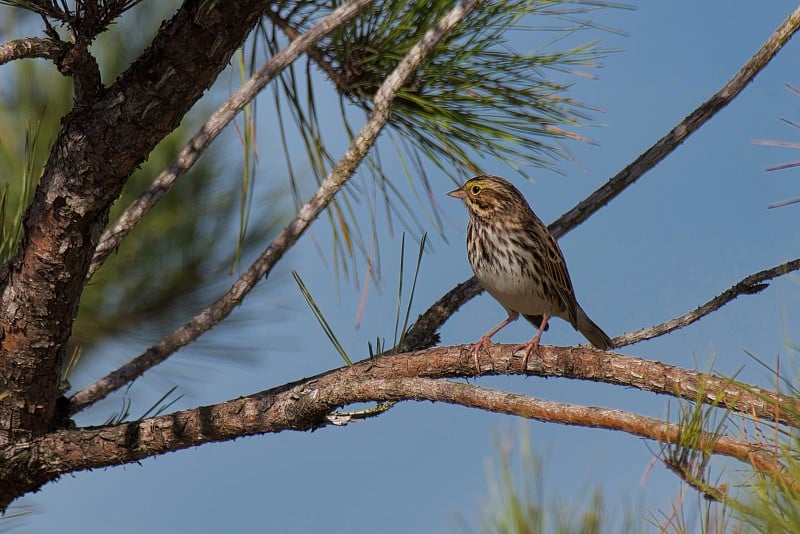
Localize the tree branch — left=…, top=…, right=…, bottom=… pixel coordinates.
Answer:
left=263, top=9, right=348, bottom=94
left=0, top=37, right=61, bottom=66
left=75, top=333, right=800, bottom=428
left=87, top=0, right=375, bottom=279
left=7, top=369, right=790, bottom=508
left=68, top=0, right=486, bottom=414
left=548, top=4, right=800, bottom=238
left=400, top=5, right=800, bottom=354
left=615, top=257, right=800, bottom=347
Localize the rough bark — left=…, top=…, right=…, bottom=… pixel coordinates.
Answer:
left=1, top=345, right=792, bottom=508
left=0, top=0, right=268, bottom=444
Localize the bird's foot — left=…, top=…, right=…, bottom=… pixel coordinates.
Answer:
left=470, top=335, right=493, bottom=371
left=514, top=332, right=543, bottom=370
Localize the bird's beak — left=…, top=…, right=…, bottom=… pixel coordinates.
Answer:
left=447, top=188, right=467, bottom=200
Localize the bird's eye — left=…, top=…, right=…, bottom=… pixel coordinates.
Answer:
left=470, top=185, right=481, bottom=195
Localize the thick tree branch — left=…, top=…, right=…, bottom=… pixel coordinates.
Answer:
left=0, top=0, right=269, bottom=443
left=6, top=368, right=789, bottom=508
left=68, top=0, right=486, bottom=414
left=47, top=30, right=103, bottom=102
left=615, top=257, right=800, bottom=347
left=400, top=5, right=800, bottom=354
left=75, top=337, right=800, bottom=430
left=0, top=37, right=60, bottom=65
left=87, top=0, right=375, bottom=279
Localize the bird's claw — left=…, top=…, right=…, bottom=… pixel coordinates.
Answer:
left=514, top=333, right=542, bottom=369
left=469, top=335, right=493, bottom=371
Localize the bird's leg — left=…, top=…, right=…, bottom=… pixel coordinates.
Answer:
left=471, top=312, right=519, bottom=371
left=514, top=313, right=550, bottom=369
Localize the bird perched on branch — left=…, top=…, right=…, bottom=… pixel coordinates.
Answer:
left=448, top=175, right=613, bottom=369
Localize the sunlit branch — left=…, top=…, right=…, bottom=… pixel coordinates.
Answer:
left=74, top=331, right=800, bottom=428
left=401, top=5, right=800, bottom=354
left=394, top=378, right=784, bottom=483
left=264, top=10, right=347, bottom=93
left=0, top=37, right=60, bottom=66
left=16, top=373, right=792, bottom=506
left=70, top=0, right=486, bottom=414
left=87, top=0, right=375, bottom=279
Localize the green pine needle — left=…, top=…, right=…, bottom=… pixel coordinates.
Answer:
left=293, top=270, right=353, bottom=366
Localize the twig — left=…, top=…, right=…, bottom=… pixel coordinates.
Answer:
left=401, top=5, right=800, bottom=353
left=87, top=0, right=375, bottom=279
left=0, top=37, right=60, bottom=66
left=69, top=0, right=486, bottom=414
left=663, top=454, right=728, bottom=503
left=264, top=10, right=350, bottom=93
left=614, top=257, right=800, bottom=347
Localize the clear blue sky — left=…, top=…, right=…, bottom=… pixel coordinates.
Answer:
left=9, top=2, right=800, bottom=532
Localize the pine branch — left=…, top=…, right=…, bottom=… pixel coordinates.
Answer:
left=0, top=37, right=60, bottom=65
left=75, top=340, right=800, bottom=432
left=8, top=368, right=791, bottom=509
left=87, top=0, right=376, bottom=279
left=69, top=0, right=487, bottom=414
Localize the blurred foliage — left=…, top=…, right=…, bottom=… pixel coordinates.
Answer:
left=651, top=365, right=800, bottom=533
left=0, top=12, right=66, bottom=229
left=463, top=377, right=800, bottom=533
left=465, top=420, right=800, bottom=534
left=458, top=430, right=640, bottom=533
left=0, top=5, right=283, bottom=358
left=725, top=362, right=800, bottom=533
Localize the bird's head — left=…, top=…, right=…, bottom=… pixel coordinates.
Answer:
left=447, top=175, right=527, bottom=219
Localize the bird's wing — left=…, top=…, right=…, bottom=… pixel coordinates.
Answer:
left=541, top=231, right=579, bottom=325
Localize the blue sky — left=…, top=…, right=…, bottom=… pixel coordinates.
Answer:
left=8, top=2, right=800, bottom=532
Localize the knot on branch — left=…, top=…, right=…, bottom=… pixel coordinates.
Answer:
left=739, top=281, right=769, bottom=295
left=54, top=38, right=103, bottom=102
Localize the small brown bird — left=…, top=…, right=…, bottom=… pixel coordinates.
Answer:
left=448, top=175, right=613, bottom=368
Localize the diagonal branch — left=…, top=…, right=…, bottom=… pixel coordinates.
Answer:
left=0, top=37, right=61, bottom=66
left=400, top=5, right=800, bottom=354
left=615, top=257, right=800, bottom=347
left=263, top=9, right=347, bottom=93
left=9, top=372, right=790, bottom=507
left=87, top=0, right=375, bottom=279
left=547, top=5, right=800, bottom=238
left=69, top=0, right=486, bottom=414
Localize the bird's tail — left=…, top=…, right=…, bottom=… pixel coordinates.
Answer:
left=575, top=305, right=614, bottom=350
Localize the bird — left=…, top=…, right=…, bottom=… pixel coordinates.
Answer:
left=447, top=175, right=613, bottom=369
